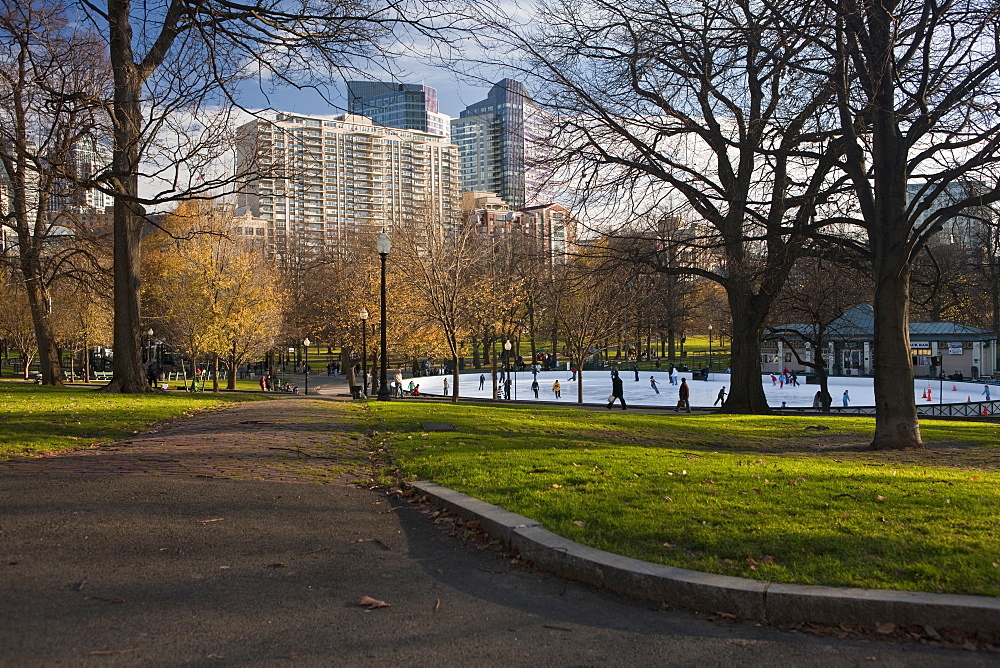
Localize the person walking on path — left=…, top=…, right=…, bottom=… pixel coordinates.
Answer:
left=259, top=375, right=267, bottom=392
left=983, top=385, right=992, bottom=401
left=607, top=373, right=627, bottom=410
left=479, top=373, right=486, bottom=390
left=531, top=379, right=539, bottom=398
left=714, top=386, right=726, bottom=406
left=649, top=376, right=660, bottom=394
left=394, top=369, right=404, bottom=398
left=552, top=380, right=561, bottom=398
left=843, top=390, right=851, bottom=407
left=443, top=377, right=450, bottom=397
left=677, top=378, right=692, bottom=412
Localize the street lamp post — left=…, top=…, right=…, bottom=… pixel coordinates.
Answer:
left=491, top=338, right=498, bottom=400
left=303, top=337, right=310, bottom=395
left=708, top=324, right=713, bottom=380
left=376, top=232, right=392, bottom=401
left=360, top=309, right=369, bottom=397
left=504, top=340, right=512, bottom=400
left=146, top=328, right=154, bottom=387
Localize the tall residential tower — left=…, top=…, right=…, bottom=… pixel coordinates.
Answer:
left=236, top=113, right=459, bottom=263
left=451, top=79, right=553, bottom=210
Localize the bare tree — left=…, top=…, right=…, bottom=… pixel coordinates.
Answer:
left=394, top=214, right=484, bottom=402
left=766, top=253, right=873, bottom=410
left=816, top=0, right=1000, bottom=448
left=0, top=0, right=109, bottom=385
left=55, top=0, right=469, bottom=392
left=554, top=257, right=627, bottom=404
left=494, top=0, right=845, bottom=413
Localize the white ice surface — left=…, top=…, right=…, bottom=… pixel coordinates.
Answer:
left=401, top=369, right=994, bottom=408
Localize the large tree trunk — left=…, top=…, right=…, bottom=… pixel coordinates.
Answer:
left=104, top=2, right=148, bottom=393
left=722, top=289, right=770, bottom=413
left=19, top=249, right=63, bottom=386
left=866, top=2, right=923, bottom=449
left=871, top=267, right=922, bottom=449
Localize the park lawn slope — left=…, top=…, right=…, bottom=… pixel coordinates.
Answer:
left=0, top=382, right=259, bottom=459
left=368, top=401, right=1000, bottom=597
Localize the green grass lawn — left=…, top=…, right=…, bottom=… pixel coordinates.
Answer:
left=368, top=401, right=1000, bottom=597
left=0, top=381, right=259, bottom=459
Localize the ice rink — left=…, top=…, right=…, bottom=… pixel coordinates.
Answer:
left=401, top=369, right=995, bottom=408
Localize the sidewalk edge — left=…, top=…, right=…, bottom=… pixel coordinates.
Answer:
left=410, top=481, right=1000, bottom=633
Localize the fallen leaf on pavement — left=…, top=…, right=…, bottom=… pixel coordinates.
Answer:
left=876, top=622, right=896, bottom=634
left=356, top=596, right=390, bottom=609
left=199, top=518, right=225, bottom=523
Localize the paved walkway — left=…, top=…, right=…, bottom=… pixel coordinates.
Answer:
left=0, top=397, right=990, bottom=665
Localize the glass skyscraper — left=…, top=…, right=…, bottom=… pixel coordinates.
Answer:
left=346, top=81, right=451, bottom=139
left=451, top=79, right=553, bottom=210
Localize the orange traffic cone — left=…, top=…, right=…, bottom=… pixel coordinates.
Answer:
left=968, top=396, right=972, bottom=402
left=921, top=389, right=927, bottom=399
left=983, top=406, right=990, bottom=416
left=952, top=385, right=957, bottom=391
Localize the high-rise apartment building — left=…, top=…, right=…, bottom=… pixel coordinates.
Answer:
left=49, top=140, right=114, bottom=213
left=451, top=79, right=553, bottom=210
left=236, top=113, right=459, bottom=262
left=347, top=81, right=451, bottom=139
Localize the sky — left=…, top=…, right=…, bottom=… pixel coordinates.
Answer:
left=233, top=56, right=506, bottom=121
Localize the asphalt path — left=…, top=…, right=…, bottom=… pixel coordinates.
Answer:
left=0, top=396, right=991, bottom=666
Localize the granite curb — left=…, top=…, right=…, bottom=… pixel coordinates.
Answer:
left=410, top=480, right=1000, bottom=634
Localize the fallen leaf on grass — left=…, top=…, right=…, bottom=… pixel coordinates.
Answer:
left=356, top=596, right=390, bottom=609
left=573, top=520, right=586, bottom=527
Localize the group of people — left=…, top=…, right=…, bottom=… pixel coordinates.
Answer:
left=770, top=369, right=801, bottom=388
left=258, top=375, right=299, bottom=393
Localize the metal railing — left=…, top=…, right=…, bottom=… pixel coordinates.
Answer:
left=821, top=400, right=999, bottom=418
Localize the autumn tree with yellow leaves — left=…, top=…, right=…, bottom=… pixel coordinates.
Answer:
left=142, top=202, right=284, bottom=390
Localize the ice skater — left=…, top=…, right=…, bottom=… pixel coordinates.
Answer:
left=714, top=386, right=726, bottom=406
left=607, top=372, right=627, bottom=410
left=842, top=390, right=851, bottom=407
left=649, top=376, right=660, bottom=394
